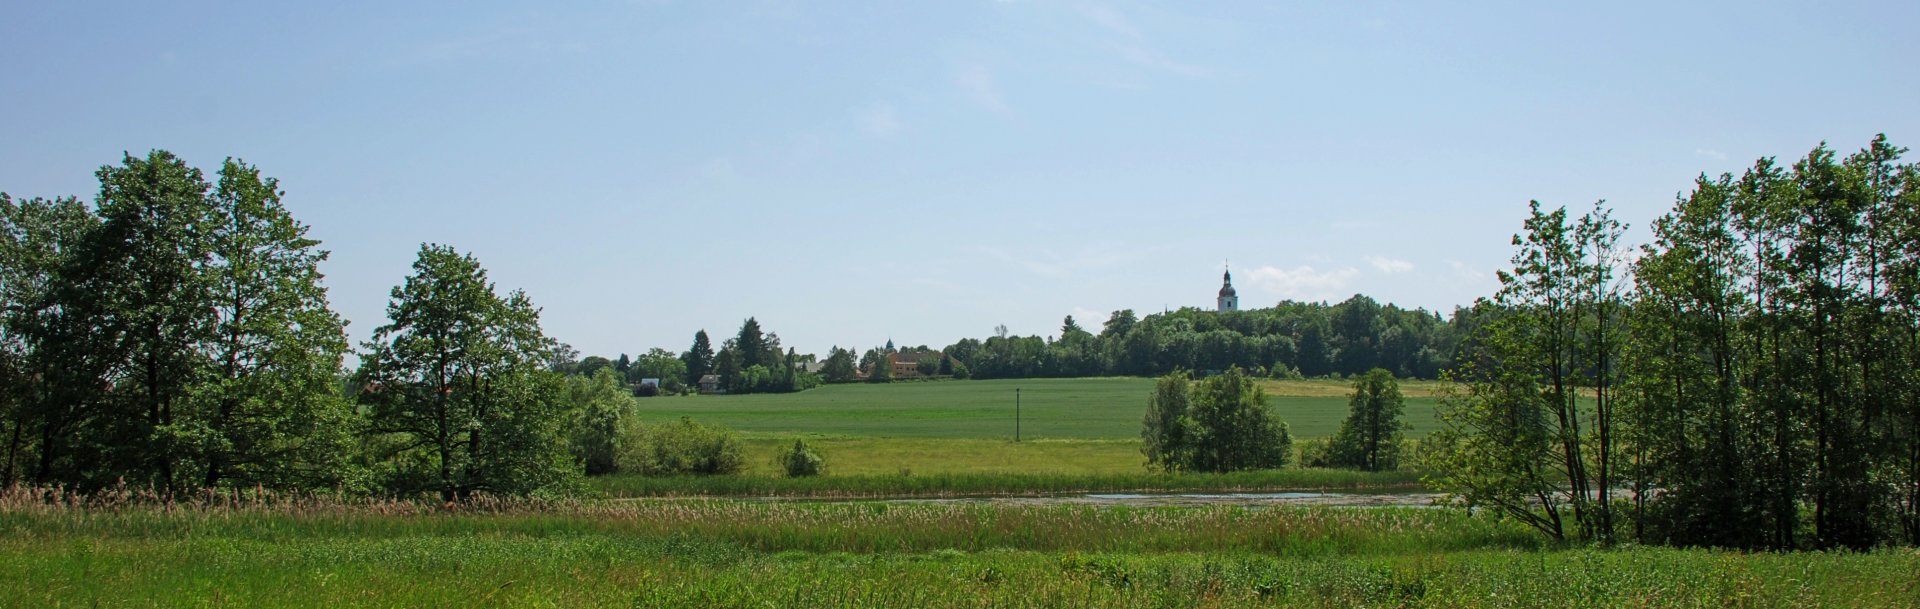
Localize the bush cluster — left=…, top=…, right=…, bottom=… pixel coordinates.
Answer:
left=618, top=417, right=745, bottom=476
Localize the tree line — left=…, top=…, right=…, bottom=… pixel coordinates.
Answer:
left=1429, top=135, right=1920, bottom=550
left=939, top=297, right=1466, bottom=383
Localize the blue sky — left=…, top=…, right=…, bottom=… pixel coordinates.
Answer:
left=4, top=1, right=1917, bottom=359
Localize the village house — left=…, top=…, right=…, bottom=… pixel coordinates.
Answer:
left=886, top=350, right=946, bottom=379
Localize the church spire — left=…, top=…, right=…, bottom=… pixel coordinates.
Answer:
left=1216, top=263, right=1239, bottom=312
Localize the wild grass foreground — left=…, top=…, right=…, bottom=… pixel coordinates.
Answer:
left=2, top=488, right=1916, bottom=608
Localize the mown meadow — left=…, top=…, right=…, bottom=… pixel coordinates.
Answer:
left=2, top=491, right=1913, bottom=608
left=625, top=377, right=1445, bottom=440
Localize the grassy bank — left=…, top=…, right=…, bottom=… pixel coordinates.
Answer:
left=2, top=498, right=1913, bottom=608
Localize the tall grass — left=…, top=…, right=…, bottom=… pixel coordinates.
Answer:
left=3, top=491, right=1916, bottom=608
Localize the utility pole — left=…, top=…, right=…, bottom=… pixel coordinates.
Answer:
left=1015, top=387, right=1022, bottom=442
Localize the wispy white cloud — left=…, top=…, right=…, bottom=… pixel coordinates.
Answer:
left=1695, top=148, right=1728, bottom=161
left=1446, top=260, right=1487, bottom=283
left=954, top=62, right=1009, bottom=113
left=1074, top=3, right=1212, bottom=78
left=1365, top=256, right=1415, bottom=273
left=1245, top=265, right=1361, bottom=302
left=854, top=101, right=901, bottom=137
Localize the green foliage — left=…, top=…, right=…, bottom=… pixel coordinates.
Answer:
left=862, top=348, right=892, bottom=383
left=1141, top=367, right=1292, bottom=473
left=1616, top=136, right=1920, bottom=550
left=680, top=330, right=713, bottom=388
left=819, top=346, right=859, bottom=383
left=779, top=439, right=824, bottom=477
left=356, top=245, right=577, bottom=500
left=628, top=347, right=687, bottom=394
left=1140, top=370, right=1191, bottom=471
left=1, top=153, right=355, bottom=495
left=947, top=298, right=1459, bottom=381
left=0, top=193, right=99, bottom=487
left=619, top=417, right=745, bottom=476
left=1429, top=199, right=1626, bottom=544
left=1326, top=368, right=1407, bottom=471
left=1188, top=367, right=1293, bottom=472
left=563, top=368, right=632, bottom=475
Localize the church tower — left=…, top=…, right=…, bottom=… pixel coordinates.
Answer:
left=1217, top=266, right=1239, bottom=312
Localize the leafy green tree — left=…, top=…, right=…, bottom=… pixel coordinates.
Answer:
left=1430, top=200, right=1625, bottom=543
left=1141, top=367, right=1290, bottom=473
left=1327, top=368, right=1407, bottom=471
left=0, top=194, right=98, bottom=486
left=859, top=348, right=889, bottom=382
left=1140, top=370, right=1192, bottom=471
left=357, top=244, right=575, bottom=501
left=575, top=355, right=613, bottom=378
left=562, top=367, right=630, bottom=475
left=630, top=348, right=689, bottom=393
left=192, top=159, right=356, bottom=490
left=81, top=151, right=222, bottom=493
left=1186, top=366, right=1292, bottom=472
left=820, top=346, right=859, bottom=383
left=681, top=330, right=713, bottom=387
left=4, top=153, right=356, bottom=494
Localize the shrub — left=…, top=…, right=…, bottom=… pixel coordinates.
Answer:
left=618, top=417, right=745, bottom=476
left=1269, top=363, right=1305, bottom=380
left=779, top=439, right=825, bottom=477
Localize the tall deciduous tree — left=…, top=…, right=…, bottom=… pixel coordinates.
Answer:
left=1140, top=369, right=1192, bottom=471
left=1329, top=368, right=1407, bottom=471
left=86, top=151, right=221, bottom=493
left=358, top=244, right=574, bottom=501
left=1430, top=200, right=1625, bottom=544
left=194, top=159, right=355, bottom=490
left=0, top=194, right=98, bottom=486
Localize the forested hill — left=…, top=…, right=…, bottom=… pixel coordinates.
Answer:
left=941, top=296, right=1470, bottom=381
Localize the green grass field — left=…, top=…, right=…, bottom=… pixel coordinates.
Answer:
left=630, top=377, right=1445, bottom=440
left=5, top=497, right=1913, bottom=608
left=615, top=377, right=1445, bottom=490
